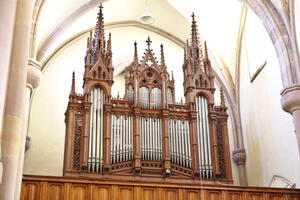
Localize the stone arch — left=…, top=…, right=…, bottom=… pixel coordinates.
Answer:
left=242, top=0, right=300, bottom=87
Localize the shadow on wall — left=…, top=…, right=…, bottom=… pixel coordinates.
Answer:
left=245, top=115, right=263, bottom=186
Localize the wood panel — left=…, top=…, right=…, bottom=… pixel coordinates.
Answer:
left=226, top=191, right=243, bottom=200
left=164, top=189, right=178, bottom=200
left=118, top=186, right=134, bottom=200
left=92, top=185, right=110, bottom=200
left=21, top=182, right=40, bottom=200
left=71, top=184, right=89, bottom=200
left=21, top=176, right=300, bottom=200
left=185, top=189, right=201, bottom=200
left=206, top=190, right=222, bottom=200
left=47, top=183, right=64, bottom=200
left=142, top=188, right=156, bottom=200
left=247, top=192, right=263, bottom=200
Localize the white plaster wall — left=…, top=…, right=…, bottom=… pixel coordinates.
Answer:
left=240, top=9, right=300, bottom=188
left=24, top=26, right=239, bottom=185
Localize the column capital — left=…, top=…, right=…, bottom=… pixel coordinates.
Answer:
left=281, top=84, right=300, bottom=113
left=232, top=148, right=246, bottom=166
left=27, top=59, right=42, bottom=91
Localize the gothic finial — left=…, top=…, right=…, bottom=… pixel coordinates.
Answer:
left=134, top=41, right=139, bottom=64
left=146, top=36, right=152, bottom=49
left=191, top=12, right=199, bottom=48
left=171, top=70, right=174, bottom=81
left=95, top=4, right=105, bottom=46
left=117, top=92, right=120, bottom=99
left=204, top=41, right=208, bottom=60
left=107, top=32, right=112, bottom=52
left=160, top=43, right=165, bottom=68
left=220, top=87, right=225, bottom=107
left=71, top=71, right=76, bottom=94
left=181, top=97, right=183, bottom=104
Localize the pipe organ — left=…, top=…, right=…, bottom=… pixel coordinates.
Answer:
left=63, top=4, right=233, bottom=184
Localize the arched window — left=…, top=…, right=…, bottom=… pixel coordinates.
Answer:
left=139, top=87, right=149, bottom=108
left=167, top=88, right=173, bottom=104
left=127, top=85, right=134, bottom=101
left=152, top=88, right=162, bottom=109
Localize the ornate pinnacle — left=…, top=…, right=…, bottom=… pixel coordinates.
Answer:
left=171, top=71, right=174, bottom=81
left=95, top=4, right=105, bottom=47
left=160, top=44, right=165, bottom=68
left=191, top=12, right=199, bottom=48
left=220, top=87, right=225, bottom=107
left=146, top=36, right=152, bottom=49
left=71, top=71, right=76, bottom=94
left=134, top=41, right=138, bottom=64
left=204, top=41, right=208, bottom=60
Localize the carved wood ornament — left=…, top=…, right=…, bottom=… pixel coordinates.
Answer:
left=63, top=4, right=233, bottom=184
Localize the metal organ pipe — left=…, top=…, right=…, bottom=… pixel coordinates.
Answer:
left=140, top=117, right=162, bottom=161
left=110, top=114, right=133, bottom=163
left=196, top=96, right=213, bottom=179
left=168, top=119, right=192, bottom=168
left=88, top=88, right=105, bottom=173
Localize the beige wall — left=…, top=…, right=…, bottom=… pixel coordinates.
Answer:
left=240, top=9, right=300, bottom=187
left=0, top=0, right=17, bottom=133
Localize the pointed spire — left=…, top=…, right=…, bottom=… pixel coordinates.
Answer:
left=191, top=12, right=199, bottom=48
left=71, top=71, right=76, bottom=94
left=107, top=32, right=112, bottom=52
left=95, top=4, right=105, bottom=40
left=204, top=41, right=208, bottom=60
left=171, top=71, right=174, bottom=81
left=133, top=41, right=139, bottom=65
left=220, top=87, right=225, bottom=107
left=146, top=36, right=152, bottom=49
left=160, top=43, right=165, bottom=68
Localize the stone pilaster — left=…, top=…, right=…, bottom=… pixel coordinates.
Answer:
left=232, top=148, right=247, bottom=186
left=281, top=84, right=300, bottom=155
left=0, top=0, right=36, bottom=199
left=14, top=59, right=42, bottom=200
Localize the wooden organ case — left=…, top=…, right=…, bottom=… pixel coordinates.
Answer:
left=63, top=5, right=233, bottom=184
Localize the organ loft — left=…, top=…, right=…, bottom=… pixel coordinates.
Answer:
left=63, top=4, right=233, bottom=184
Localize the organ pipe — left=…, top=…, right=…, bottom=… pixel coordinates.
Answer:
left=196, top=96, right=213, bottom=179
left=88, top=88, right=105, bottom=173
left=169, top=119, right=192, bottom=168
left=110, top=114, right=133, bottom=163
left=140, top=117, right=162, bottom=161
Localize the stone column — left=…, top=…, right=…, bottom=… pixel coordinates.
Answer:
left=14, top=59, right=42, bottom=200
left=281, top=84, right=300, bottom=155
left=0, top=0, right=18, bottom=185
left=0, top=0, right=35, bottom=199
left=232, top=148, right=248, bottom=185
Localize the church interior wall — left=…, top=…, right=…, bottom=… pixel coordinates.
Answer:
left=239, top=9, right=300, bottom=187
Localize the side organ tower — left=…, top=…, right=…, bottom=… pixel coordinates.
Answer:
left=64, top=5, right=232, bottom=184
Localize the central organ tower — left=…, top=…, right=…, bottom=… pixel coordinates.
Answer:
left=63, top=5, right=233, bottom=184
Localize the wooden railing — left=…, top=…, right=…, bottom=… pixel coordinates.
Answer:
left=21, top=175, right=300, bottom=200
